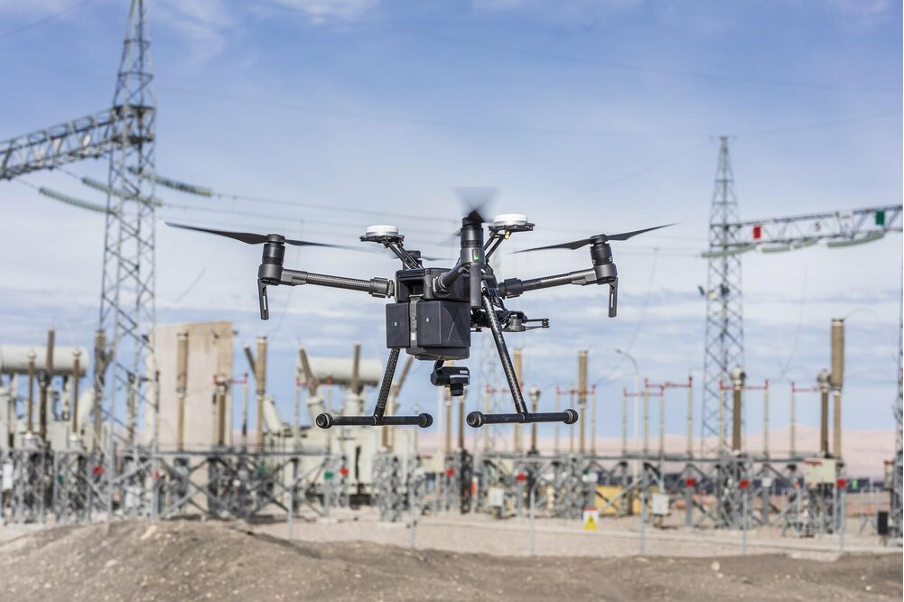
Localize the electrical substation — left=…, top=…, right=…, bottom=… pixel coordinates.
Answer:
left=0, top=1, right=901, bottom=599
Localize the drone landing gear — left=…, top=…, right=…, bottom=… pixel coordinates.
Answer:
left=316, top=348, right=433, bottom=429
left=467, top=293, right=577, bottom=428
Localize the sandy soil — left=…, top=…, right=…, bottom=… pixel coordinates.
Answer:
left=0, top=519, right=899, bottom=602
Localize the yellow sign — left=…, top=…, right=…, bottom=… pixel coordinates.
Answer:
left=583, top=507, right=599, bottom=531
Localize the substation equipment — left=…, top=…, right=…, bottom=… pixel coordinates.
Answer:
left=0, top=1, right=900, bottom=541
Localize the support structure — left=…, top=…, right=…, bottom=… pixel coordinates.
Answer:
left=700, top=137, right=901, bottom=458
left=702, top=137, right=745, bottom=456
left=97, top=1, right=157, bottom=485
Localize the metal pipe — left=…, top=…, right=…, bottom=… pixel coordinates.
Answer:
left=241, top=373, right=249, bottom=451
left=831, top=318, right=845, bottom=459
left=216, top=376, right=227, bottom=446
left=26, top=350, right=35, bottom=435
left=642, top=386, right=649, bottom=456
left=513, top=349, right=523, bottom=453
left=833, top=389, right=842, bottom=459
left=255, top=336, right=267, bottom=449
left=658, top=388, right=665, bottom=457
left=175, top=332, right=188, bottom=451
left=731, top=367, right=745, bottom=454
left=39, top=329, right=55, bottom=443
left=578, top=350, right=588, bottom=455
left=350, top=341, right=361, bottom=396
left=763, top=381, right=770, bottom=459
left=818, top=369, right=831, bottom=456
left=71, top=349, right=81, bottom=436
left=529, top=386, right=540, bottom=453
left=686, top=377, right=693, bottom=458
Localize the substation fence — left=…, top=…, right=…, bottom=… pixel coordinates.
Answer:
left=0, top=448, right=352, bottom=526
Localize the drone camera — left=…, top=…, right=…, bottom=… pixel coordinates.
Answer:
left=430, top=364, right=470, bottom=397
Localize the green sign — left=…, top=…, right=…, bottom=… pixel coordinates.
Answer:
left=324, top=471, right=334, bottom=481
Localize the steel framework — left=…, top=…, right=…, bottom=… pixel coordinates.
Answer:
left=97, top=0, right=157, bottom=518
left=701, top=137, right=902, bottom=458
left=702, top=137, right=744, bottom=454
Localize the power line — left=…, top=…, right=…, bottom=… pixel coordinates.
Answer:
left=0, top=0, right=102, bottom=40
left=739, top=109, right=902, bottom=137
left=245, top=0, right=899, bottom=94
left=559, top=139, right=715, bottom=205
left=380, top=27, right=901, bottom=95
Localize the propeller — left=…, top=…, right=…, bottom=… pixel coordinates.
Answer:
left=167, top=222, right=358, bottom=251
left=453, top=186, right=497, bottom=224
left=514, top=223, right=676, bottom=253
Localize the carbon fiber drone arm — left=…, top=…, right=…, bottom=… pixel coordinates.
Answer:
left=278, top=268, right=393, bottom=298
left=497, top=268, right=598, bottom=297
left=497, top=268, right=619, bottom=317
left=256, top=264, right=393, bottom=320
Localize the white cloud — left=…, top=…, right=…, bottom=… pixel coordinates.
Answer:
left=262, top=0, right=379, bottom=24
left=0, top=0, right=74, bottom=15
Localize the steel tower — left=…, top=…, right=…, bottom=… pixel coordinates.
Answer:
left=97, top=0, right=156, bottom=456
left=702, top=137, right=744, bottom=455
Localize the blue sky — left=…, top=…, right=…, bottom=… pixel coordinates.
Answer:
left=1, top=0, right=901, bottom=442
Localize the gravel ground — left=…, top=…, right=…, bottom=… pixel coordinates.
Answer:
left=0, top=519, right=900, bottom=602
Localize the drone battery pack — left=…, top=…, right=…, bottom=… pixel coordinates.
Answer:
left=385, top=303, right=410, bottom=348
left=385, top=299, right=470, bottom=359
left=416, top=300, right=470, bottom=348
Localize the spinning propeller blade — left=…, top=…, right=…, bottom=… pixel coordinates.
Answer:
left=453, top=187, right=497, bottom=224
left=514, top=223, right=676, bottom=253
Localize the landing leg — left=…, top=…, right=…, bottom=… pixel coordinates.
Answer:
left=316, top=348, right=433, bottom=429
left=467, top=293, right=577, bottom=427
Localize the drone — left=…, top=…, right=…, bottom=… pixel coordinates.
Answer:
left=168, top=196, right=670, bottom=431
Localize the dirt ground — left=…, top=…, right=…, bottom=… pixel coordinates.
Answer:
left=0, top=519, right=900, bottom=602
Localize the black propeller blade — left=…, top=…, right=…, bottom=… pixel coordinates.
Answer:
left=514, top=223, right=676, bottom=254
left=166, top=222, right=355, bottom=250
left=453, top=187, right=497, bottom=224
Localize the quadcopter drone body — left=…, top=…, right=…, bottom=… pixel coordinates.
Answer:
left=170, top=205, right=669, bottom=431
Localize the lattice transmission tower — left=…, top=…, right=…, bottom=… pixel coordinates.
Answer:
left=701, top=137, right=744, bottom=455
left=97, top=0, right=156, bottom=454
left=0, top=1, right=156, bottom=464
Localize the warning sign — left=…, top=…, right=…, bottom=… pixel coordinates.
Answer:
left=583, top=507, right=599, bottom=531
